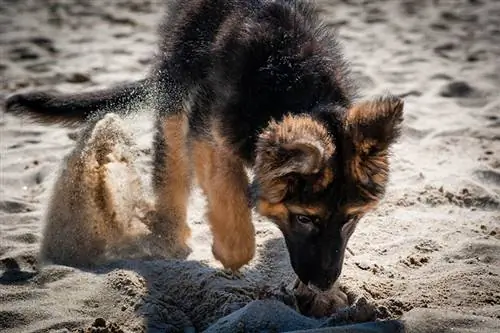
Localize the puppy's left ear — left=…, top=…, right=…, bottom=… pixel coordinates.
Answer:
left=344, top=95, right=404, bottom=196
left=254, top=115, right=335, bottom=204
left=346, top=95, right=404, bottom=148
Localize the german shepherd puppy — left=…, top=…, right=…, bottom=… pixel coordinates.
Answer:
left=4, top=0, right=404, bottom=292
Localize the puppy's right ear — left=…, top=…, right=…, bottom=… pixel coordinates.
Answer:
left=342, top=95, right=404, bottom=210
left=254, top=115, right=335, bottom=204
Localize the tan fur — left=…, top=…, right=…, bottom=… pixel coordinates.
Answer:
left=152, top=114, right=192, bottom=256
left=254, top=114, right=337, bottom=230
left=343, top=202, right=378, bottom=217
left=193, top=140, right=255, bottom=271
left=287, top=204, right=325, bottom=218
left=255, top=114, right=335, bottom=203
left=349, top=150, right=390, bottom=202
left=345, top=96, right=404, bottom=127
left=40, top=114, right=158, bottom=267
left=312, top=166, right=334, bottom=193
left=345, top=96, right=404, bottom=202
left=256, top=201, right=326, bottom=230
left=255, top=200, right=289, bottom=228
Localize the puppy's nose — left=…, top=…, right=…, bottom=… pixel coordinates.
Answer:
left=307, top=281, right=324, bottom=293
left=308, top=270, right=341, bottom=292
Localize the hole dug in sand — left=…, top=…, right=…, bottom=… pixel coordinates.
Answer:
left=292, top=279, right=378, bottom=322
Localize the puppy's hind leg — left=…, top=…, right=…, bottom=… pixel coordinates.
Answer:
left=151, top=113, right=192, bottom=258
left=193, top=140, right=256, bottom=271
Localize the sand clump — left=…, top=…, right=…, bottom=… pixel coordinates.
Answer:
left=39, top=113, right=166, bottom=267
left=76, top=318, right=126, bottom=333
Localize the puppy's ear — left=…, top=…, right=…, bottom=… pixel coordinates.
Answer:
left=255, top=115, right=335, bottom=203
left=346, top=95, right=404, bottom=148
left=344, top=95, right=404, bottom=201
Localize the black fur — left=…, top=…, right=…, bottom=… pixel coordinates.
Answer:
left=154, top=0, right=355, bottom=162
left=5, top=79, right=150, bottom=125
left=5, top=0, right=354, bottom=163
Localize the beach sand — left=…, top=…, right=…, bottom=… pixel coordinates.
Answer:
left=1, top=0, right=499, bottom=332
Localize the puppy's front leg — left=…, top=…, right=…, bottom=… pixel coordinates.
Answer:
left=193, top=140, right=256, bottom=271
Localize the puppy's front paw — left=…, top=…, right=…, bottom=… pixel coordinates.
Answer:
left=212, top=233, right=255, bottom=272
left=214, top=268, right=243, bottom=280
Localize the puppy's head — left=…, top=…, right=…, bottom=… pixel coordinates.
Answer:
left=254, top=95, right=404, bottom=291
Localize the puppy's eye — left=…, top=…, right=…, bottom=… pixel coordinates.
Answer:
left=295, top=214, right=313, bottom=224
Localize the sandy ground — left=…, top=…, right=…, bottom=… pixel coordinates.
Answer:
left=1, top=0, right=499, bottom=332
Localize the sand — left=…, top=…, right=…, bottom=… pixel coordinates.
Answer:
left=0, top=0, right=499, bottom=332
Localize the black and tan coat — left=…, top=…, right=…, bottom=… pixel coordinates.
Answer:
left=5, top=0, right=404, bottom=291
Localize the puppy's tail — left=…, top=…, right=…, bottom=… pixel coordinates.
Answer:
left=4, top=78, right=151, bottom=126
